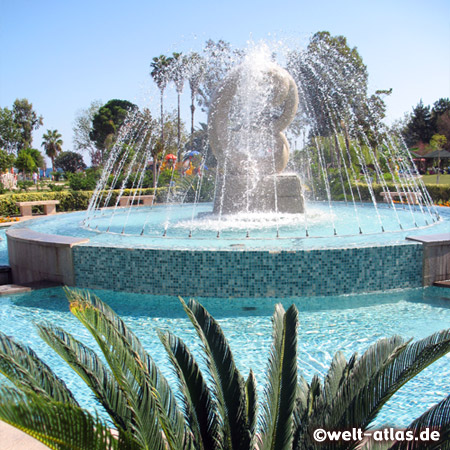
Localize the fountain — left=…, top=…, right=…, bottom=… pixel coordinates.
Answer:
left=208, top=56, right=304, bottom=214
left=6, top=42, right=450, bottom=298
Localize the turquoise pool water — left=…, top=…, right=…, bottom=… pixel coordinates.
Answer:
left=0, top=286, right=449, bottom=427
left=11, top=203, right=450, bottom=250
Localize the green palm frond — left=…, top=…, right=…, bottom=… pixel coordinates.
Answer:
left=387, top=394, right=450, bottom=450
left=333, top=330, right=450, bottom=429
left=245, top=369, right=258, bottom=449
left=260, top=304, right=298, bottom=450
left=181, top=297, right=251, bottom=450
left=66, top=288, right=184, bottom=450
left=0, top=331, right=77, bottom=405
left=159, top=330, right=221, bottom=450
left=323, top=350, right=349, bottom=402
left=0, top=387, right=123, bottom=450
left=37, top=324, right=133, bottom=432
left=292, top=375, right=323, bottom=450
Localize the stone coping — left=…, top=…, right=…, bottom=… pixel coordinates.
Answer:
left=6, top=227, right=90, bottom=247
left=406, top=233, right=450, bottom=245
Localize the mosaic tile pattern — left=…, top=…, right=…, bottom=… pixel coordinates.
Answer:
left=72, top=243, right=424, bottom=298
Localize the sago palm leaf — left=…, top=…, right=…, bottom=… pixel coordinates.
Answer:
left=37, top=324, right=133, bottom=432
left=260, top=304, right=298, bottom=450
left=66, top=288, right=185, bottom=450
left=0, top=331, right=78, bottom=405
left=333, top=330, right=450, bottom=429
left=292, top=376, right=321, bottom=450
left=159, top=330, right=221, bottom=450
left=245, top=369, right=258, bottom=450
left=0, top=387, right=123, bottom=450
left=387, top=394, right=450, bottom=450
left=293, top=330, right=450, bottom=449
left=181, top=297, right=251, bottom=450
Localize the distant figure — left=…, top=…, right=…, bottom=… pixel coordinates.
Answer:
left=32, top=172, right=38, bottom=185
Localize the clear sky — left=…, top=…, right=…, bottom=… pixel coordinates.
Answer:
left=1, top=0, right=449, bottom=165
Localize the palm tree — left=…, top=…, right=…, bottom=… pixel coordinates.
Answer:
left=41, top=129, right=63, bottom=173
left=169, top=52, right=186, bottom=161
left=150, top=55, right=172, bottom=151
left=186, top=52, right=205, bottom=148
left=0, top=289, right=449, bottom=449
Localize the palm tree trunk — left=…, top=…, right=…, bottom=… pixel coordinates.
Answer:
left=160, top=90, right=164, bottom=148
left=190, top=92, right=195, bottom=147
left=177, top=92, right=181, bottom=161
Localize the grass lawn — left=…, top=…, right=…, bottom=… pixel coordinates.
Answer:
left=421, top=174, right=450, bottom=185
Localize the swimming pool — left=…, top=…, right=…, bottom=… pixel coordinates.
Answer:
left=0, top=286, right=449, bottom=428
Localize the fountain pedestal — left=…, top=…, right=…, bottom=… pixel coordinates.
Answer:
left=213, top=173, right=304, bottom=214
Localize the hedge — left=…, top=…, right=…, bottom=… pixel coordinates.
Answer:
left=341, top=183, right=450, bottom=204
left=0, top=188, right=166, bottom=217
left=1, top=184, right=449, bottom=217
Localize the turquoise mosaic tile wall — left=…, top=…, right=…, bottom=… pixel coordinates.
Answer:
left=72, top=242, right=423, bottom=298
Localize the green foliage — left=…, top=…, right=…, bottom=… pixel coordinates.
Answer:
left=16, top=180, right=34, bottom=192
left=47, top=183, right=65, bottom=192
left=0, top=107, right=22, bottom=154
left=15, top=152, right=35, bottom=175
left=55, top=151, right=86, bottom=173
left=89, top=99, right=137, bottom=153
left=41, top=129, right=63, bottom=171
left=403, top=98, right=450, bottom=150
left=15, top=147, right=44, bottom=175
left=0, top=99, right=43, bottom=153
left=0, top=188, right=165, bottom=216
left=50, top=171, right=63, bottom=181
left=67, top=168, right=100, bottom=191
left=0, top=289, right=449, bottom=450
left=0, top=149, right=15, bottom=172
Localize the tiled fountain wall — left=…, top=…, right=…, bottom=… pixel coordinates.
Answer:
left=72, top=243, right=424, bottom=297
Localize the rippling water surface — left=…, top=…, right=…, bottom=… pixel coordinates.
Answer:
left=1, top=286, right=449, bottom=427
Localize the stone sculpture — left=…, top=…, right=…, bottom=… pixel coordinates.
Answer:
left=208, top=60, right=304, bottom=214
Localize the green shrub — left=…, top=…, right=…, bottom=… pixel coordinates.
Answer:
left=67, top=172, right=97, bottom=191
left=0, top=188, right=166, bottom=216
left=47, top=183, right=65, bottom=192
left=50, top=171, right=63, bottom=181
left=17, top=180, right=34, bottom=192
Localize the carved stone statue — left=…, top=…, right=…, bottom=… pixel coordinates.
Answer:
left=208, top=60, right=304, bottom=214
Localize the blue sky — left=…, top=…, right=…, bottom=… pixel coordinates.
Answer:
left=1, top=0, right=449, bottom=165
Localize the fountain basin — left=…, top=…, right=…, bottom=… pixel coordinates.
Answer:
left=6, top=203, right=450, bottom=298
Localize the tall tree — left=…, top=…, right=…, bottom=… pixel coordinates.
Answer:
left=11, top=99, right=43, bottom=152
left=15, top=147, right=44, bottom=176
left=0, top=100, right=42, bottom=153
left=150, top=55, right=172, bottom=150
left=41, top=130, right=63, bottom=172
left=197, top=39, right=244, bottom=112
left=169, top=52, right=186, bottom=160
left=73, top=100, right=103, bottom=166
left=55, top=151, right=87, bottom=173
left=89, top=99, right=137, bottom=163
left=186, top=52, right=205, bottom=145
left=0, top=107, right=21, bottom=154
left=287, top=31, right=369, bottom=139
left=403, top=100, right=435, bottom=147
left=432, top=98, right=450, bottom=150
